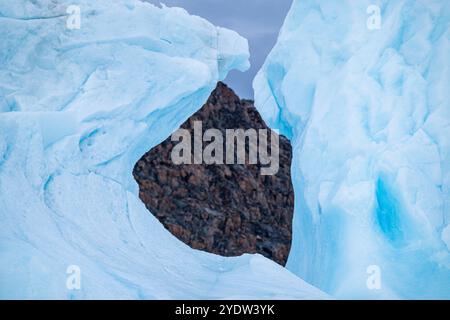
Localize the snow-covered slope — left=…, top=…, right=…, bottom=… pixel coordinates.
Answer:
left=254, top=0, right=450, bottom=299
left=0, top=0, right=327, bottom=299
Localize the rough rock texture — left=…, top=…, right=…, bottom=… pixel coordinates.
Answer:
left=133, top=82, right=293, bottom=265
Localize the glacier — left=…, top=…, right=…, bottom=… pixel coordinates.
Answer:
left=0, top=0, right=328, bottom=299
left=254, top=0, right=450, bottom=298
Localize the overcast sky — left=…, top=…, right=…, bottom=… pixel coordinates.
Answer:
left=146, top=0, right=293, bottom=99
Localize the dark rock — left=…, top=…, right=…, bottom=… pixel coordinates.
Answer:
left=133, top=82, right=294, bottom=266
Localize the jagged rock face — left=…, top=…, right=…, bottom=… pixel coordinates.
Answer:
left=133, top=82, right=293, bottom=265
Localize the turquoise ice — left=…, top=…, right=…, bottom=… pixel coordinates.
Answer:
left=254, top=0, right=450, bottom=299
left=0, top=0, right=326, bottom=299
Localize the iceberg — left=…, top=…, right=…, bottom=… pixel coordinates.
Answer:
left=0, top=0, right=327, bottom=299
left=254, top=0, right=450, bottom=298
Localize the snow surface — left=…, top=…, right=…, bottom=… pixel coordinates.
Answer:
left=254, top=0, right=450, bottom=299
left=0, top=0, right=327, bottom=299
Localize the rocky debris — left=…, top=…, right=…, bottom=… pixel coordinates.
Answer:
left=133, top=82, right=294, bottom=266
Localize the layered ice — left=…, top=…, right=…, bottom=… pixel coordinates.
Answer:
left=254, top=0, right=450, bottom=298
left=0, top=0, right=327, bottom=299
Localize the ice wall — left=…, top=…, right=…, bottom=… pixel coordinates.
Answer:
left=0, top=0, right=327, bottom=299
left=254, top=0, right=450, bottom=298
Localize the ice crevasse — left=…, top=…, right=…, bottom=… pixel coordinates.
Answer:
left=254, top=0, right=450, bottom=298
left=0, top=0, right=328, bottom=299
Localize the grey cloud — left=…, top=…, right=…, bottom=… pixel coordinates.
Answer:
left=145, top=0, right=292, bottom=98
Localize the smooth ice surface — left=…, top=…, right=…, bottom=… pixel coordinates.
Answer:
left=254, top=0, right=450, bottom=298
left=0, top=0, right=327, bottom=299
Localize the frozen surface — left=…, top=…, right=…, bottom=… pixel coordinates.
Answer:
left=254, top=0, right=450, bottom=299
left=0, top=0, right=327, bottom=299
